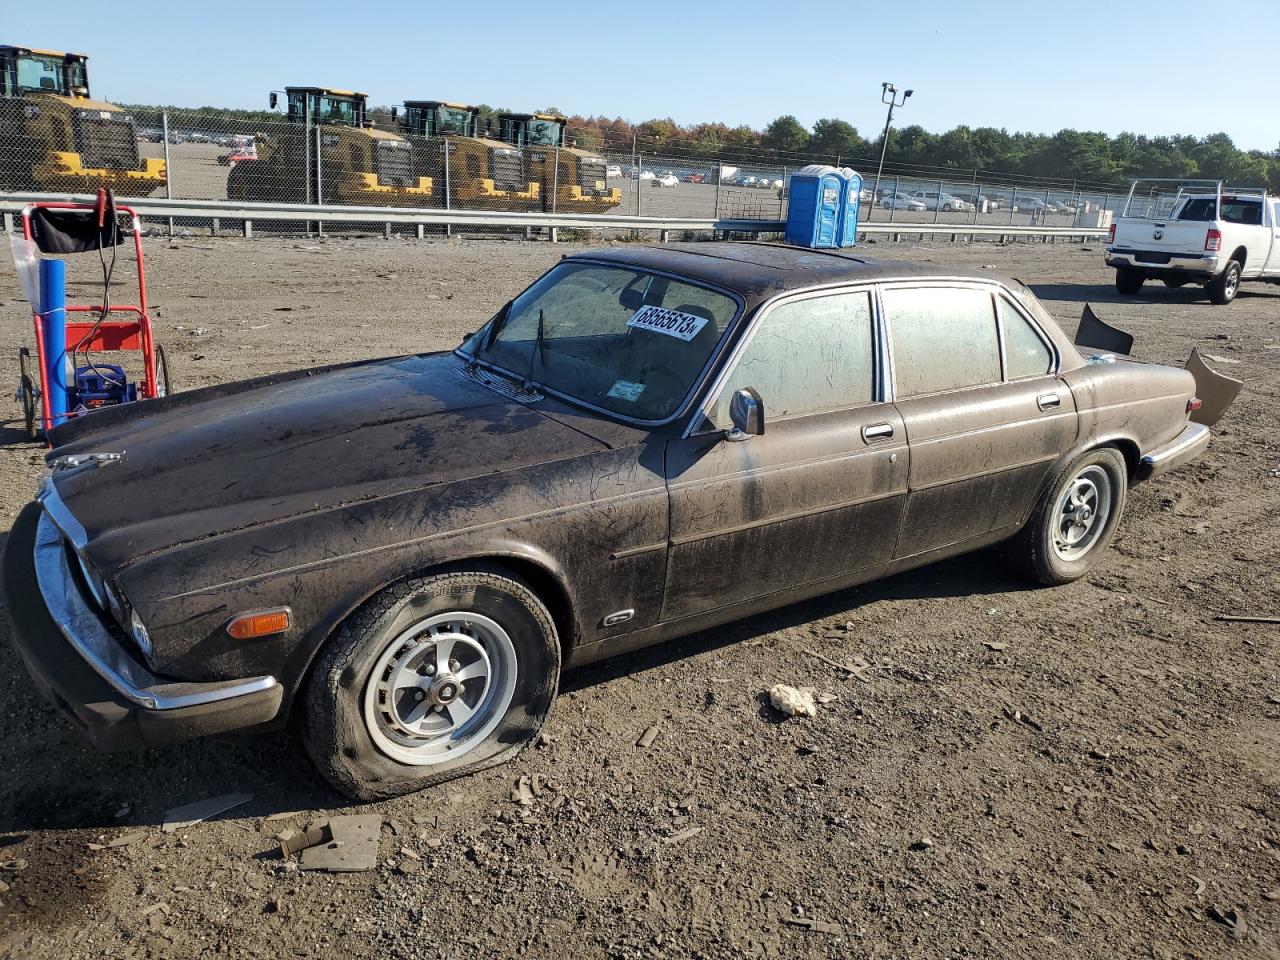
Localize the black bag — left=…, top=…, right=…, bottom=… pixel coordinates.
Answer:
left=28, top=207, right=127, bottom=255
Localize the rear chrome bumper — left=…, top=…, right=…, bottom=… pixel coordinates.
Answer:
left=1105, top=247, right=1222, bottom=277
left=1136, top=422, right=1210, bottom=482
left=3, top=499, right=281, bottom=750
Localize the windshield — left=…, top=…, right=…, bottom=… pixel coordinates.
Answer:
left=460, top=262, right=740, bottom=422
left=526, top=119, right=563, bottom=146
left=14, top=54, right=84, bottom=96
left=289, top=92, right=361, bottom=126
left=436, top=106, right=472, bottom=135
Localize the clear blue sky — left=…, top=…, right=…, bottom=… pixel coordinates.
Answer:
left=8, top=0, right=1277, bottom=150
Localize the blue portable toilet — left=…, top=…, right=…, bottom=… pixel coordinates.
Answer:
left=784, top=165, right=845, bottom=248
left=837, top=169, right=863, bottom=247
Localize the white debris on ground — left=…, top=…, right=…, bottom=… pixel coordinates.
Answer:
left=769, top=684, right=818, bottom=718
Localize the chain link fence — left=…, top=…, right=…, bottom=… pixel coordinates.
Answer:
left=0, top=101, right=1125, bottom=235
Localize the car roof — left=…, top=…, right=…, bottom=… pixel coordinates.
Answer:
left=570, top=241, right=997, bottom=301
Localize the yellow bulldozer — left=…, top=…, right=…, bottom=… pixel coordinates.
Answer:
left=496, top=112, right=621, bottom=213
left=399, top=101, right=538, bottom=210
left=228, top=87, right=431, bottom=206
left=0, top=44, right=166, bottom=195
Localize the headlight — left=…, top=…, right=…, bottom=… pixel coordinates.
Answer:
left=130, top=608, right=153, bottom=659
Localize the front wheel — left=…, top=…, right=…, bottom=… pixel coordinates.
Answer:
left=1008, top=447, right=1127, bottom=586
left=1207, top=259, right=1241, bottom=305
left=1115, top=267, right=1144, bottom=295
left=302, top=568, right=560, bottom=800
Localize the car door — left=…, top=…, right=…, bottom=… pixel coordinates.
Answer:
left=661, top=287, right=909, bottom=623
left=1267, top=200, right=1280, bottom=276
left=882, top=283, right=1078, bottom=559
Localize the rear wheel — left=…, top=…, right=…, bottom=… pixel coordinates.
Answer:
left=1009, top=447, right=1128, bottom=586
left=1207, top=259, right=1241, bottom=305
left=302, top=568, right=560, bottom=800
left=1115, top=267, right=1144, bottom=295
left=16, top=348, right=38, bottom=440
left=153, top=344, right=172, bottom=397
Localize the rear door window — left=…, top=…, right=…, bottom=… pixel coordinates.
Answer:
left=884, top=287, right=1001, bottom=398
left=997, top=296, right=1054, bottom=380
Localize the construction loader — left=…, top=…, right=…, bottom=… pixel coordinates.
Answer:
left=400, top=101, right=538, bottom=210
left=227, top=87, right=431, bottom=206
left=496, top=112, right=621, bottom=213
left=0, top=45, right=166, bottom=195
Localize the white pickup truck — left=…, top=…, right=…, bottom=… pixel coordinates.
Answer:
left=1105, top=179, right=1280, bottom=304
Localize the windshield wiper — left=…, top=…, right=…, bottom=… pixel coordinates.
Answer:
left=524, top=309, right=546, bottom=389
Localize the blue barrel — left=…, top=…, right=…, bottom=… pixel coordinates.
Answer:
left=39, top=257, right=70, bottom=426
left=837, top=171, right=863, bottom=247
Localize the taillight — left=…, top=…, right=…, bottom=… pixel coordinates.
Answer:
left=1205, top=227, right=1222, bottom=252
left=1187, top=397, right=1202, bottom=415
left=1107, top=223, right=1116, bottom=243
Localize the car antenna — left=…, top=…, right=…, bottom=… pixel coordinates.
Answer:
left=524, top=309, right=546, bottom=390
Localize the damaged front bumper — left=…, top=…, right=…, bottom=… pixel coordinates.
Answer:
left=2, top=500, right=281, bottom=750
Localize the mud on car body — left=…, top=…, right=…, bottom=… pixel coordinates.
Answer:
left=3, top=242, right=1241, bottom=799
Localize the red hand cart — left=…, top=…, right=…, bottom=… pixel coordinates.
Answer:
left=15, top=195, right=171, bottom=440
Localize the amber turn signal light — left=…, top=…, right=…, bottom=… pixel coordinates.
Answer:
left=227, top=607, right=292, bottom=640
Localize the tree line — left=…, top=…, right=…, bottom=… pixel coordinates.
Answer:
left=561, top=113, right=1280, bottom=192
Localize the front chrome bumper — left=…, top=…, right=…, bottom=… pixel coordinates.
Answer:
left=33, top=509, right=278, bottom=711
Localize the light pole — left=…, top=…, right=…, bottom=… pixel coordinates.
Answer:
left=869, top=82, right=912, bottom=220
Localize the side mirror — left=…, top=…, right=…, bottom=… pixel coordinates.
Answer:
left=726, top=387, right=764, bottom=442
left=269, top=92, right=278, bottom=110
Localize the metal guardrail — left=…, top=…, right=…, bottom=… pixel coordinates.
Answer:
left=0, top=191, right=1111, bottom=241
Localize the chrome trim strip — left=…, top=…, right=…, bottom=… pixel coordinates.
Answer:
left=33, top=510, right=278, bottom=712
left=37, top=479, right=89, bottom=549
left=1141, top=422, right=1209, bottom=466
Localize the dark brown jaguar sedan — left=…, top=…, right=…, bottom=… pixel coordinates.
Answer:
left=4, top=243, right=1239, bottom=799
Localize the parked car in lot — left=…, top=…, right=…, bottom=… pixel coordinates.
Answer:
left=881, top=193, right=927, bottom=211
left=605, top=165, right=623, bottom=179
left=3, top=243, right=1238, bottom=799
left=1107, top=180, right=1280, bottom=304
left=910, top=190, right=974, bottom=212
left=682, top=172, right=706, bottom=183
left=217, top=144, right=258, bottom=166
left=637, top=170, right=656, bottom=181
left=651, top=172, right=679, bottom=188
left=1013, top=197, right=1047, bottom=214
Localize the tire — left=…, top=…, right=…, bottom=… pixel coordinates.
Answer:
left=17, top=348, right=38, bottom=440
left=153, top=344, right=172, bottom=397
left=943, top=203, right=953, bottom=212
left=1115, top=267, right=1144, bottom=295
left=1008, top=447, right=1128, bottom=586
left=1207, top=259, right=1241, bottom=305
left=302, top=568, right=561, bottom=800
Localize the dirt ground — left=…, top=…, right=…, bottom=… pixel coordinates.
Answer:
left=0, top=234, right=1276, bottom=960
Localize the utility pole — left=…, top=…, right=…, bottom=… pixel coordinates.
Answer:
left=869, top=82, right=912, bottom=222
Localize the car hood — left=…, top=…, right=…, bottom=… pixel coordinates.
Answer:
left=47, top=352, right=607, bottom=566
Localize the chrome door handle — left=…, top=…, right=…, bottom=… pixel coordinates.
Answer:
left=863, top=422, right=894, bottom=441
left=1037, top=393, right=1062, bottom=410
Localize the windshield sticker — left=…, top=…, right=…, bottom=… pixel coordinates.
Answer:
left=606, top=379, right=646, bottom=402
left=626, top=304, right=711, bottom=342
